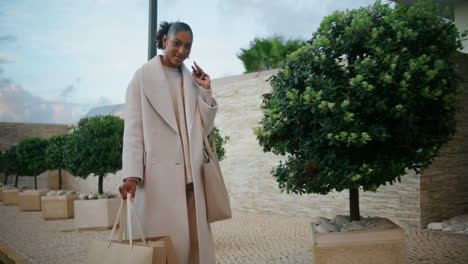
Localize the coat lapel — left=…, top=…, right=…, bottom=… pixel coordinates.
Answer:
left=140, top=56, right=179, bottom=133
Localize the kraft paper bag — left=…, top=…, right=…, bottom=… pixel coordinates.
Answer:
left=87, top=196, right=177, bottom=264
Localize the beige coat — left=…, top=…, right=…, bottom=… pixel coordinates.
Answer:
left=121, top=55, right=218, bottom=264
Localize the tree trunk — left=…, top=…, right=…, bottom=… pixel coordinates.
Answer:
left=349, top=188, right=360, bottom=221
left=58, top=169, right=62, bottom=190
left=3, top=174, right=8, bottom=185
left=98, top=174, right=104, bottom=195
left=34, top=175, right=38, bottom=190
left=14, top=174, right=19, bottom=187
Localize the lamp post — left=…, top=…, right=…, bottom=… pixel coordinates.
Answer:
left=148, top=0, right=158, bottom=60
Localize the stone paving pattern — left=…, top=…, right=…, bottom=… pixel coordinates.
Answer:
left=1, top=204, right=468, bottom=264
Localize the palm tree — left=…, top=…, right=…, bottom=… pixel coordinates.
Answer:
left=238, top=36, right=304, bottom=73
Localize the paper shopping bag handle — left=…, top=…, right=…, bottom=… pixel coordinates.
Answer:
left=108, top=193, right=147, bottom=248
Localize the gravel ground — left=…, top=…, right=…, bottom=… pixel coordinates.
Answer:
left=1, top=203, right=468, bottom=264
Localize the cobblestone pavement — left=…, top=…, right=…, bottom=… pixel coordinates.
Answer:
left=1, top=203, right=468, bottom=264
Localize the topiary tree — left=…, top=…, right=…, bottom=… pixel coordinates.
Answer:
left=255, top=0, right=466, bottom=221
left=238, top=36, right=304, bottom=73
left=3, top=145, right=23, bottom=187
left=0, top=151, right=6, bottom=186
left=16, top=137, right=48, bottom=190
left=64, top=115, right=124, bottom=195
left=45, top=134, right=68, bottom=190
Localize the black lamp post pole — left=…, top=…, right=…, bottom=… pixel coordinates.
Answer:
left=148, top=0, right=158, bottom=60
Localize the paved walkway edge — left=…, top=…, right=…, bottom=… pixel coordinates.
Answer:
left=0, top=239, right=29, bottom=264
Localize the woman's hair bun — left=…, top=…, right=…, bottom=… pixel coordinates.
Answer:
left=156, top=21, right=172, bottom=50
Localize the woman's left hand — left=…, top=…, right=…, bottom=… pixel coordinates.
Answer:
left=192, top=61, right=211, bottom=90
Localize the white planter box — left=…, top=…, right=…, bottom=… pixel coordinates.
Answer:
left=2, top=189, right=21, bottom=205
left=41, top=194, right=78, bottom=219
left=18, top=190, right=47, bottom=211
left=311, top=222, right=407, bottom=264
left=74, top=197, right=121, bottom=230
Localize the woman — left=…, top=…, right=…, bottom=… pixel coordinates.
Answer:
left=118, top=21, right=218, bottom=264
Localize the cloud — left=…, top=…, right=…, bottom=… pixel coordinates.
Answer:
left=59, top=76, right=82, bottom=98
left=0, top=52, right=14, bottom=75
left=0, top=79, right=59, bottom=123
left=96, top=96, right=112, bottom=106
left=60, top=85, right=75, bottom=98
left=0, top=78, right=114, bottom=124
left=0, top=52, right=16, bottom=64
left=0, top=35, right=16, bottom=44
left=218, top=0, right=377, bottom=39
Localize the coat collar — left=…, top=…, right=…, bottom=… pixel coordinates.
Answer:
left=140, top=55, right=198, bottom=134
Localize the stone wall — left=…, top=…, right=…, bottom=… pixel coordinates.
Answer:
left=57, top=170, right=124, bottom=195
left=0, top=122, right=69, bottom=151
left=419, top=52, right=468, bottom=226
left=0, top=122, right=69, bottom=189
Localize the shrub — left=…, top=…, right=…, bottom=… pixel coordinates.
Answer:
left=255, top=0, right=466, bottom=220
left=64, top=115, right=124, bottom=194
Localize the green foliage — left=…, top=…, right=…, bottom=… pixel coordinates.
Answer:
left=3, top=145, right=25, bottom=187
left=64, top=115, right=124, bottom=194
left=3, top=145, right=22, bottom=176
left=212, top=127, right=230, bottom=161
left=16, top=137, right=48, bottom=189
left=0, top=151, right=4, bottom=173
left=45, top=134, right=68, bottom=170
left=46, top=134, right=68, bottom=189
left=0, top=151, right=7, bottom=186
left=238, top=36, right=304, bottom=73
left=16, top=137, right=48, bottom=176
left=255, top=1, right=464, bottom=195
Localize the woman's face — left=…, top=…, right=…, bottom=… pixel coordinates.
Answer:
left=162, top=30, right=192, bottom=68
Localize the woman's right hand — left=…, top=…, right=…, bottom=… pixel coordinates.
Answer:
left=119, top=179, right=138, bottom=200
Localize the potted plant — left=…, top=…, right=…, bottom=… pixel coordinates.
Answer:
left=1, top=145, right=29, bottom=205
left=16, top=137, right=49, bottom=211
left=45, top=134, right=68, bottom=190
left=255, top=1, right=465, bottom=263
left=41, top=134, right=79, bottom=219
left=64, top=115, right=124, bottom=229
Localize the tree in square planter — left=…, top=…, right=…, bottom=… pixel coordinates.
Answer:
left=45, top=134, right=68, bottom=190
left=1, top=145, right=28, bottom=205
left=16, top=137, right=49, bottom=211
left=255, top=1, right=465, bottom=263
left=16, top=137, right=48, bottom=190
left=64, top=115, right=124, bottom=194
left=64, top=115, right=124, bottom=229
left=3, top=145, right=25, bottom=188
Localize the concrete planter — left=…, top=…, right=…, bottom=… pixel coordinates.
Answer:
left=74, top=197, right=121, bottom=230
left=18, top=190, right=47, bottom=211
left=2, top=189, right=22, bottom=205
left=41, top=194, right=78, bottom=219
left=0, top=189, right=3, bottom=202
left=311, top=222, right=407, bottom=264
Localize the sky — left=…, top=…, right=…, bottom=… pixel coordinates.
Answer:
left=0, top=0, right=378, bottom=124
